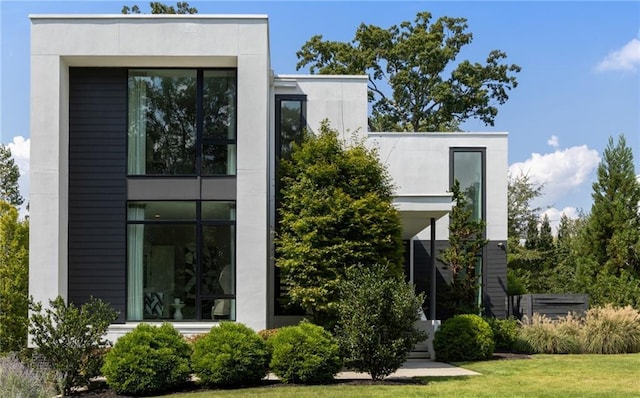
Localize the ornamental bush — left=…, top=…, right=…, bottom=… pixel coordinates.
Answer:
left=484, top=317, right=519, bottom=351
left=102, top=323, right=192, bottom=396
left=191, top=322, right=269, bottom=387
left=433, top=314, right=495, bottom=362
left=581, top=305, right=640, bottom=354
left=335, top=264, right=426, bottom=380
left=268, top=321, right=342, bottom=384
left=29, top=296, right=117, bottom=395
left=0, top=354, right=58, bottom=398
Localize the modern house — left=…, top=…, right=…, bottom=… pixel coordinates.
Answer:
left=29, top=14, right=508, bottom=341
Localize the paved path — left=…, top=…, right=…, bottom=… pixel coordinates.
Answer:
left=335, top=359, right=480, bottom=379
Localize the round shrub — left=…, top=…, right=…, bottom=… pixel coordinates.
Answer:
left=484, top=317, right=519, bottom=351
left=433, top=314, right=495, bottom=362
left=268, top=321, right=343, bottom=384
left=102, top=323, right=192, bottom=396
left=191, top=322, right=269, bottom=387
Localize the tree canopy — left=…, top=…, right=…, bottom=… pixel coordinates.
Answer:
left=297, top=11, right=521, bottom=132
left=0, top=144, right=23, bottom=206
left=122, top=1, right=197, bottom=14
left=275, top=121, right=403, bottom=328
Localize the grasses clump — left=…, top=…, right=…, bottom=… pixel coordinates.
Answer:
left=0, top=354, right=58, bottom=398
left=580, top=304, right=640, bottom=354
left=517, top=313, right=581, bottom=354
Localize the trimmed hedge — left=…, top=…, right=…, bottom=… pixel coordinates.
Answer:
left=191, top=322, right=269, bottom=387
left=268, top=321, right=342, bottom=384
left=433, top=314, right=495, bottom=362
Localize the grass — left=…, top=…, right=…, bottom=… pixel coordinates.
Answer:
left=161, top=354, right=640, bottom=397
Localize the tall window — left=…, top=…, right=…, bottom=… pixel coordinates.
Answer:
left=274, top=95, right=306, bottom=315
left=127, top=69, right=237, bottom=176
left=127, top=201, right=236, bottom=321
left=451, top=148, right=486, bottom=307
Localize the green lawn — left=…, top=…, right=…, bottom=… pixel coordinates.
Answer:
left=162, top=354, right=640, bottom=398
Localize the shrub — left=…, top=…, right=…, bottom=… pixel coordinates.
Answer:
left=335, top=264, right=427, bottom=380
left=484, top=317, right=519, bottom=351
left=29, top=296, right=117, bottom=395
left=268, top=321, right=342, bottom=384
left=0, top=354, right=58, bottom=398
left=102, top=323, right=192, bottom=395
left=433, top=314, right=495, bottom=362
left=517, top=313, right=581, bottom=354
left=581, top=305, right=640, bottom=354
left=191, top=322, right=269, bottom=387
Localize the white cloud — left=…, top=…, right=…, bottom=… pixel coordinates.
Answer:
left=547, top=135, right=559, bottom=149
left=6, top=136, right=30, bottom=218
left=509, top=145, right=600, bottom=209
left=596, top=38, right=640, bottom=72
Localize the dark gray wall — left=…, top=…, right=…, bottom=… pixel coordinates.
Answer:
left=412, top=239, right=507, bottom=319
left=68, top=68, right=127, bottom=322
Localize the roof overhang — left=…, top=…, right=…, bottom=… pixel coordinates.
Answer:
left=393, top=194, right=453, bottom=239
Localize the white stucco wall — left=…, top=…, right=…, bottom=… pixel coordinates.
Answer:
left=274, top=75, right=368, bottom=141
left=30, top=14, right=271, bottom=334
left=367, top=133, right=509, bottom=241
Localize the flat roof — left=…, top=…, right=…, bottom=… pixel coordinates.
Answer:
left=29, top=14, right=268, bottom=20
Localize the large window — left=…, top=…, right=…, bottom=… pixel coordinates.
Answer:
left=451, top=148, right=486, bottom=308
left=127, top=69, right=236, bottom=176
left=127, top=201, right=236, bottom=321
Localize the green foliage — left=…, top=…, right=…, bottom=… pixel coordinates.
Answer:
left=275, top=121, right=403, bottom=328
left=0, top=202, right=29, bottom=353
left=297, top=11, right=520, bottom=132
left=581, top=305, right=640, bottom=354
left=584, top=270, right=640, bottom=309
left=29, top=296, right=118, bottom=395
left=439, top=180, right=488, bottom=316
left=517, top=314, right=582, bottom=354
left=433, top=314, right=495, bottom=362
left=122, top=1, right=197, bottom=14
left=335, top=264, right=426, bottom=380
left=268, top=321, right=342, bottom=384
left=484, top=317, right=518, bottom=351
left=191, top=322, right=269, bottom=387
left=581, top=135, right=640, bottom=277
left=0, top=354, right=59, bottom=398
left=102, top=323, right=191, bottom=395
left=0, top=144, right=24, bottom=206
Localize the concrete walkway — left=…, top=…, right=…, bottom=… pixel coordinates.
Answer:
left=335, top=359, right=480, bottom=379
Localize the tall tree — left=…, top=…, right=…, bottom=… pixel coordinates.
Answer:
left=439, top=179, right=488, bottom=316
left=297, top=11, right=520, bottom=132
left=275, top=121, right=403, bottom=328
left=0, top=144, right=24, bottom=206
left=0, top=202, right=29, bottom=352
left=122, top=1, right=197, bottom=14
left=581, top=135, right=640, bottom=277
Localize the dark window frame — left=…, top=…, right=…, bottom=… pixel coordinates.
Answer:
left=126, top=68, right=238, bottom=177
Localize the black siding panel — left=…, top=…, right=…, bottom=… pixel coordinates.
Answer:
left=68, top=68, right=127, bottom=323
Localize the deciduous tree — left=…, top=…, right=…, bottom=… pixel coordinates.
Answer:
left=275, top=121, right=403, bottom=328
left=297, top=11, right=520, bottom=132
left=0, top=144, right=24, bottom=206
left=122, top=1, right=197, bottom=14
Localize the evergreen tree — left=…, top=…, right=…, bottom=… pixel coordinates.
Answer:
left=439, top=179, right=488, bottom=316
left=0, top=144, right=24, bottom=206
left=582, top=135, right=640, bottom=277
left=275, top=121, right=403, bottom=328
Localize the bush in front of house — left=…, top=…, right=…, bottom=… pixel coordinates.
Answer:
left=267, top=321, right=342, bottom=384
left=517, top=313, right=581, bottom=354
left=0, top=354, right=59, bottom=398
left=102, top=323, right=192, bottom=396
left=29, top=295, right=117, bottom=395
left=484, top=316, right=519, bottom=351
left=335, top=264, right=427, bottom=380
left=433, top=314, right=495, bottom=362
left=580, top=304, right=640, bottom=354
left=191, top=322, right=270, bottom=387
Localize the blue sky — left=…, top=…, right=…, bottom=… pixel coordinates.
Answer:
left=1, top=1, right=639, bottom=226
